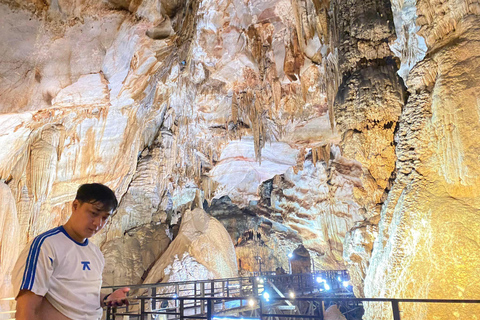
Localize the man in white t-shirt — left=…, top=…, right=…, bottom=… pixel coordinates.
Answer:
left=12, top=183, right=129, bottom=320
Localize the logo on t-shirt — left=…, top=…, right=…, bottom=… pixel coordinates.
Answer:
left=81, top=261, right=91, bottom=270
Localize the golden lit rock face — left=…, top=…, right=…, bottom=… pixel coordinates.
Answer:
left=363, top=8, right=480, bottom=320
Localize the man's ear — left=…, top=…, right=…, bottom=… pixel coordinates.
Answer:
left=72, top=199, right=79, bottom=211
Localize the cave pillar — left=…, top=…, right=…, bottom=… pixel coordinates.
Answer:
left=329, top=0, right=406, bottom=296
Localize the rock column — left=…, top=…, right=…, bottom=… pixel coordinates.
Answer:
left=330, top=0, right=406, bottom=296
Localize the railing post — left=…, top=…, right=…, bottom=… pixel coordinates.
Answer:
left=259, top=297, right=263, bottom=320
left=194, top=282, right=198, bottom=313
left=318, top=299, right=324, bottom=320
left=106, top=306, right=111, bottom=320
left=207, top=299, right=214, bottom=320
left=180, top=299, right=185, bottom=320
left=222, top=280, right=226, bottom=309
left=140, top=298, right=145, bottom=320
left=253, top=277, right=258, bottom=297
left=151, top=287, right=156, bottom=311
left=392, top=300, right=401, bottom=320
left=201, top=282, right=205, bottom=314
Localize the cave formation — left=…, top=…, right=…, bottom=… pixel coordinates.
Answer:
left=0, top=0, right=479, bottom=319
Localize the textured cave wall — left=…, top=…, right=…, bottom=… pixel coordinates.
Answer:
left=1, top=0, right=478, bottom=318
left=0, top=0, right=365, bottom=307
left=362, top=0, right=480, bottom=317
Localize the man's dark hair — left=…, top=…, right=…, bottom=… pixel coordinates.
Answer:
left=75, top=183, right=118, bottom=212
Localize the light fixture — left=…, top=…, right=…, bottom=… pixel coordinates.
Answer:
left=324, top=283, right=330, bottom=291
left=337, top=276, right=342, bottom=282
left=316, top=277, right=325, bottom=283
left=342, top=281, right=349, bottom=288
left=248, top=298, right=255, bottom=307
left=289, top=291, right=295, bottom=299
left=263, top=291, right=270, bottom=302
left=288, top=253, right=293, bottom=258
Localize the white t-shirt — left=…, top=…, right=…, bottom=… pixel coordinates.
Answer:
left=12, top=226, right=105, bottom=320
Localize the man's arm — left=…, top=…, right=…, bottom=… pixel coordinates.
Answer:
left=15, top=290, right=43, bottom=320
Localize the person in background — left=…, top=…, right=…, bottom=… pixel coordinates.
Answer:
left=12, top=183, right=129, bottom=320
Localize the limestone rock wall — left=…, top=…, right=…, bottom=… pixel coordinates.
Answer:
left=362, top=0, right=480, bottom=317
left=0, top=0, right=361, bottom=305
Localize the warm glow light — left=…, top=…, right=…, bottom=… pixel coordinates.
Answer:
left=289, top=291, right=295, bottom=299
left=248, top=299, right=255, bottom=307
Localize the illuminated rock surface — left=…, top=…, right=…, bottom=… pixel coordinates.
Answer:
left=142, top=208, right=238, bottom=283
left=0, top=0, right=479, bottom=319
left=362, top=2, right=480, bottom=318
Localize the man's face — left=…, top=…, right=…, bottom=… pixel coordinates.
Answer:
left=71, top=200, right=112, bottom=239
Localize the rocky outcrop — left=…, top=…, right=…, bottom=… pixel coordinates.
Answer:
left=142, top=208, right=238, bottom=284
left=265, top=158, right=364, bottom=270
left=102, top=223, right=171, bottom=286
left=290, top=244, right=312, bottom=274
left=342, top=215, right=379, bottom=297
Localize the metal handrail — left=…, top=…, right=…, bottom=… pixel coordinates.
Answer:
left=102, top=271, right=336, bottom=290
left=107, top=296, right=480, bottom=320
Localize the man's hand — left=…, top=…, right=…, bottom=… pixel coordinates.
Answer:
left=104, top=287, right=130, bottom=307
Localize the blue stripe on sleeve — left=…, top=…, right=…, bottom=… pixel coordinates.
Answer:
left=20, top=227, right=62, bottom=291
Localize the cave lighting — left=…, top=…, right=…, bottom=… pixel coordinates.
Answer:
left=263, top=291, right=270, bottom=302
left=316, top=277, right=325, bottom=283
left=289, top=291, right=295, bottom=299
left=248, top=298, right=255, bottom=307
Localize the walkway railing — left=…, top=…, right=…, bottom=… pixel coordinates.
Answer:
left=103, top=271, right=355, bottom=319
left=106, top=296, right=480, bottom=320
